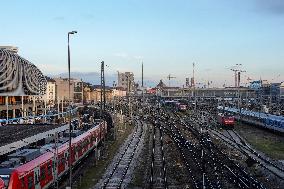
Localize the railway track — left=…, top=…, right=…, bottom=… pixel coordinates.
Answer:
left=101, top=119, right=143, bottom=189
left=157, top=112, right=221, bottom=189
left=150, top=122, right=168, bottom=189
left=157, top=110, right=267, bottom=189
left=182, top=110, right=284, bottom=185
left=210, top=127, right=284, bottom=180
left=192, top=109, right=284, bottom=180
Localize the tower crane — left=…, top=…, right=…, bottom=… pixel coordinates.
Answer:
left=167, top=74, right=176, bottom=87
left=230, top=64, right=246, bottom=87
left=167, top=74, right=176, bottom=97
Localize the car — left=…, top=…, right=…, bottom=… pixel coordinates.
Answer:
left=27, top=119, right=34, bottom=124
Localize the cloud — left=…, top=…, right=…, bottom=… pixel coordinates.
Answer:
left=255, top=0, right=284, bottom=15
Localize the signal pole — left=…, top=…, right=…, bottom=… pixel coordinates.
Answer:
left=54, top=132, right=59, bottom=189
left=100, top=61, right=105, bottom=119
left=81, top=79, right=84, bottom=105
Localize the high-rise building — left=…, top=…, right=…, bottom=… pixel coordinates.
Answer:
left=73, top=79, right=84, bottom=103
left=117, top=72, right=135, bottom=92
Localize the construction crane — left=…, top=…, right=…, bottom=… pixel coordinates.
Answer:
left=271, top=74, right=281, bottom=83
left=230, top=64, right=246, bottom=87
left=167, top=74, right=176, bottom=87
left=243, top=73, right=253, bottom=87
left=167, top=74, right=176, bottom=97
left=229, top=64, right=247, bottom=116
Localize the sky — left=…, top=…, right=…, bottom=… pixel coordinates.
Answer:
left=1, top=0, right=284, bottom=87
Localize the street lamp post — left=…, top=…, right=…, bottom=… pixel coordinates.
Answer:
left=67, top=30, right=77, bottom=189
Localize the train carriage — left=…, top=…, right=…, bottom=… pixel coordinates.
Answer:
left=0, top=122, right=107, bottom=189
left=217, top=106, right=284, bottom=133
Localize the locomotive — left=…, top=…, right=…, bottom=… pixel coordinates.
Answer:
left=176, top=103, right=187, bottom=111
left=163, top=100, right=188, bottom=112
left=217, top=113, right=235, bottom=128
left=0, top=122, right=107, bottom=189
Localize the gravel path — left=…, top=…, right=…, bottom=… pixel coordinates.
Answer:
left=94, top=119, right=146, bottom=189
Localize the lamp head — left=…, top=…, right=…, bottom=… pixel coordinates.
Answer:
left=69, top=31, right=77, bottom=34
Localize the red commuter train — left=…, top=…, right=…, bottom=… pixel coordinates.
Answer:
left=177, top=103, right=187, bottom=111
left=0, top=122, right=107, bottom=189
left=0, top=180, right=4, bottom=189
left=217, top=113, right=235, bottom=128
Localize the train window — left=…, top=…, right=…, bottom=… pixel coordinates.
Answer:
left=0, top=175, right=10, bottom=187
left=47, top=164, right=52, bottom=176
left=21, top=178, right=25, bottom=188
left=40, top=167, right=46, bottom=180
left=28, top=176, right=33, bottom=189
left=59, top=157, right=63, bottom=165
left=35, top=171, right=39, bottom=184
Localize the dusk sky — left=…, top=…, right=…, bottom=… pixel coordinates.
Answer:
left=1, top=0, right=284, bottom=87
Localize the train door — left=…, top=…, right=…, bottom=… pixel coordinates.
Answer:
left=57, top=154, right=63, bottom=175
left=93, top=132, right=97, bottom=147
left=64, top=151, right=69, bottom=172
left=96, top=131, right=99, bottom=146
left=27, top=173, right=34, bottom=189
left=74, top=145, right=79, bottom=162
left=34, top=167, right=40, bottom=189
left=52, top=157, right=58, bottom=184
left=39, top=165, right=47, bottom=188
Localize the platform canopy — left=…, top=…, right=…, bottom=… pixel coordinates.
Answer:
left=0, top=48, right=47, bottom=96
